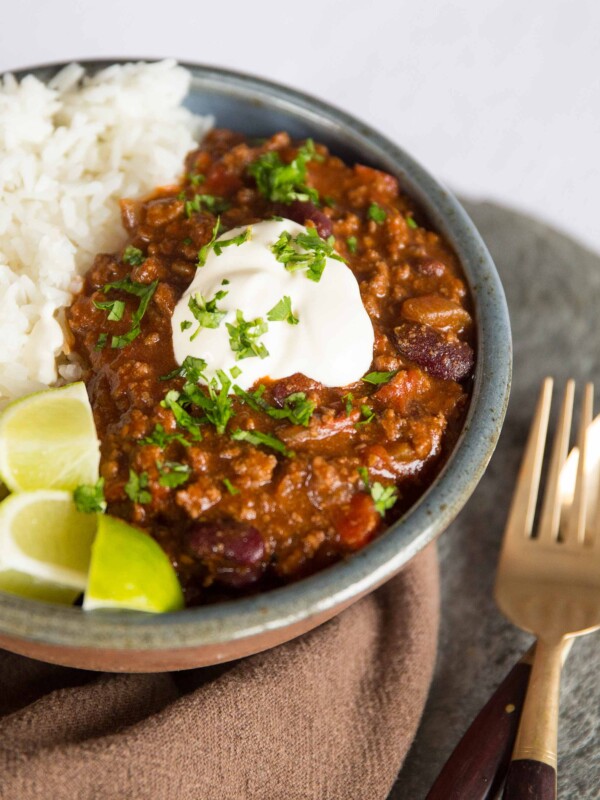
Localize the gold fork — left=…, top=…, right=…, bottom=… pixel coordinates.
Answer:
left=495, top=378, right=600, bottom=799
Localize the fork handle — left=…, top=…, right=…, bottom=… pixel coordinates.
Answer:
left=425, top=657, right=532, bottom=799
left=502, top=638, right=563, bottom=800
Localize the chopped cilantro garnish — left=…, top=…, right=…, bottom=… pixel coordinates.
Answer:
left=187, top=286, right=229, bottom=340
left=73, top=478, right=106, bottom=514
left=230, top=365, right=242, bottom=379
left=346, top=236, right=358, bottom=254
left=161, top=356, right=208, bottom=383
left=223, top=478, right=240, bottom=495
left=368, top=203, right=387, bottom=224
left=188, top=173, right=205, bottom=187
left=267, top=295, right=299, bottom=325
left=93, top=297, right=125, bottom=322
left=157, top=460, right=191, bottom=488
left=124, top=468, right=151, bottom=504
left=342, top=392, right=354, bottom=415
left=197, top=217, right=221, bottom=267
left=180, top=320, right=193, bottom=331
left=140, top=423, right=190, bottom=448
left=182, top=237, right=193, bottom=246
left=122, top=246, right=145, bottom=266
left=323, top=196, right=335, bottom=207
left=234, top=385, right=315, bottom=427
left=160, top=390, right=203, bottom=441
left=95, top=333, right=108, bottom=350
left=101, top=276, right=158, bottom=349
left=406, top=215, right=418, bottom=229
left=213, top=226, right=252, bottom=255
left=271, top=227, right=344, bottom=283
left=357, top=467, right=399, bottom=516
left=355, top=404, right=376, bottom=427
left=185, top=193, right=229, bottom=218
left=226, top=310, right=269, bottom=360
left=231, top=428, right=294, bottom=458
left=183, top=370, right=234, bottom=435
left=362, top=370, right=399, bottom=385
left=247, top=139, right=321, bottom=204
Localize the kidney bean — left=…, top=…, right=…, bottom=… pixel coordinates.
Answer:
left=273, top=200, right=333, bottom=239
left=401, top=294, right=471, bottom=334
left=394, top=321, right=474, bottom=382
left=188, top=521, right=265, bottom=587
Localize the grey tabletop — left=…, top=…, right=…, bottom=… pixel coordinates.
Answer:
left=390, top=200, right=600, bottom=800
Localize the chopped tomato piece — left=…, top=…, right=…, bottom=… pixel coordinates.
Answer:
left=335, top=493, right=380, bottom=550
left=374, top=368, right=431, bottom=414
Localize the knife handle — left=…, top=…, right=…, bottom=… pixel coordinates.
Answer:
left=425, top=659, right=532, bottom=800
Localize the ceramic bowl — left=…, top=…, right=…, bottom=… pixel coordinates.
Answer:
left=0, top=60, right=511, bottom=671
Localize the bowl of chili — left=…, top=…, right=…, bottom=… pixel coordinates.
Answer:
left=0, top=60, right=511, bottom=671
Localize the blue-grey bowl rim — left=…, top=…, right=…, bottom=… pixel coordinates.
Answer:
left=0, top=59, right=512, bottom=652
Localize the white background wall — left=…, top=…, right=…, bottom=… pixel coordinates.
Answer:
left=2, top=0, right=598, bottom=253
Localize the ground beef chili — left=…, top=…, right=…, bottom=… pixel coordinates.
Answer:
left=66, top=129, right=475, bottom=605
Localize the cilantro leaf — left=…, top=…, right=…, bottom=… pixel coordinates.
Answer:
left=368, top=203, right=387, bottom=224
left=182, top=370, right=234, bottom=435
left=101, top=276, right=158, bottom=349
left=226, top=310, right=269, bottom=360
left=187, top=286, right=229, bottom=340
left=213, top=226, right=252, bottom=255
left=188, top=173, right=205, bottom=186
left=223, top=478, right=240, bottom=495
left=234, top=385, right=315, bottom=427
left=73, top=478, right=106, bottom=514
left=160, top=390, right=203, bottom=441
left=124, top=469, right=151, bottom=504
left=231, top=428, right=294, bottom=458
left=140, top=423, right=190, bottom=448
left=356, top=467, right=398, bottom=516
left=157, top=460, right=191, bottom=488
left=406, top=215, right=418, bottom=229
left=271, top=227, right=344, bottom=283
left=362, top=370, right=400, bottom=385
left=342, top=392, right=354, bottom=415
left=93, top=298, right=125, bottom=322
left=247, top=139, right=321, bottom=204
left=267, top=295, right=299, bottom=325
left=355, top=404, right=376, bottom=427
left=184, top=193, right=229, bottom=218
left=122, top=246, right=146, bottom=266
left=197, top=217, right=221, bottom=268
left=346, top=236, right=358, bottom=254
left=161, top=356, right=208, bottom=384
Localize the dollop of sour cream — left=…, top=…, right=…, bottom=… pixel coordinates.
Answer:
left=171, top=219, right=374, bottom=390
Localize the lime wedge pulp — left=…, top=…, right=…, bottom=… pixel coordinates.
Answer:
left=0, top=382, right=100, bottom=492
left=0, top=490, right=96, bottom=589
left=84, top=515, right=184, bottom=613
left=0, top=568, right=81, bottom=605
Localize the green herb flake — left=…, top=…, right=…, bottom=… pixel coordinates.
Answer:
left=161, top=355, right=208, bottom=383
left=355, top=404, right=376, bottom=428
left=346, top=236, right=358, bottom=254
left=157, top=460, right=191, bottom=488
left=124, top=469, right=152, bottom=505
left=234, top=385, right=315, bottom=427
left=101, top=276, right=158, bottom=349
left=342, top=392, right=354, bottom=415
left=160, top=390, right=203, bottom=442
left=368, top=203, right=387, bottom=224
left=182, top=237, right=193, bottom=246
left=197, top=217, right=221, bottom=267
left=73, top=478, right=106, bottom=514
left=93, top=297, right=125, bottom=322
left=183, top=370, right=235, bottom=435
left=362, top=370, right=399, bottom=385
left=122, top=245, right=145, bottom=266
left=271, top=227, right=344, bottom=283
left=95, top=333, right=108, bottom=351
left=230, top=365, right=242, bottom=379
left=180, top=320, right=192, bottom=332
left=406, top=215, right=418, bottom=229
left=226, top=310, right=269, bottom=360
left=187, top=287, right=229, bottom=340
left=356, top=467, right=399, bottom=516
left=231, top=428, right=294, bottom=458
left=188, top=173, right=205, bottom=187
left=140, top=423, right=190, bottom=448
left=267, top=295, right=299, bottom=325
left=323, top=196, right=335, bottom=207
left=185, top=193, right=230, bottom=219
left=213, top=226, right=252, bottom=255
left=247, top=139, right=321, bottom=204
left=223, top=478, right=240, bottom=495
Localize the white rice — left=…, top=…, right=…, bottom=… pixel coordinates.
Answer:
left=0, top=60, right=212, bottom=407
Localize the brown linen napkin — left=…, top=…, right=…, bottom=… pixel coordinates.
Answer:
left=0, top=545, right=438, bottom=800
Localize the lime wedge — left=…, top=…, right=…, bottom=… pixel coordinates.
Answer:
left=84, top=515, right=184, bottom=613
left=0, top=382, right=100, bottom=492
left=0, top=568, right=81, bottom=605
left=0, top=490, right=96, bottom=589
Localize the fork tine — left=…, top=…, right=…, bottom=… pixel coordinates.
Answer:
left=565, top=383, right=594, bottom=545
left=503, top=377, right=553, bottom=544
left=538, top=380, right=575, bottom=542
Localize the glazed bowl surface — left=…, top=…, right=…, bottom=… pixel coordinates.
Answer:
left=0, top=60, right=511, bottom=671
